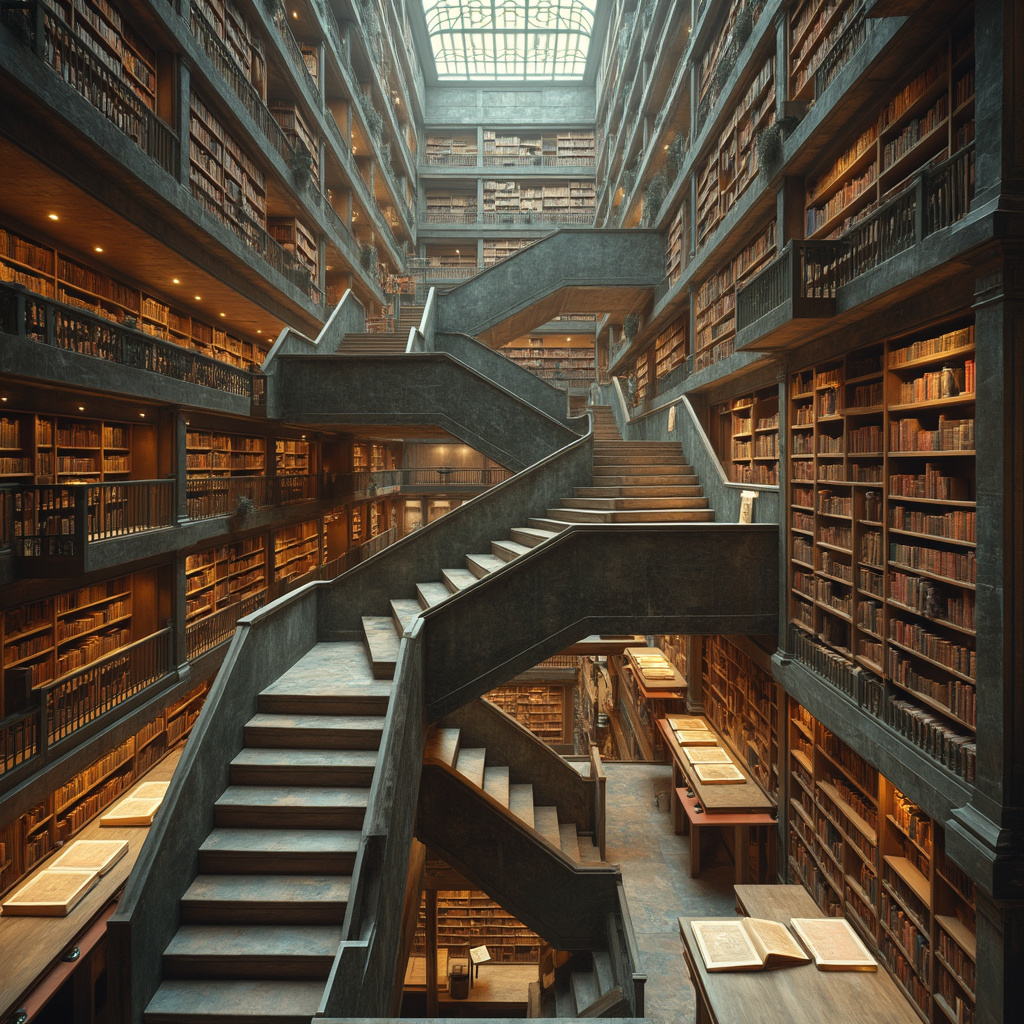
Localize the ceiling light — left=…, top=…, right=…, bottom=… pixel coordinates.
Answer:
left=0, top=396, right=7, bottom=403
left=139, top=412, right=146, bottom=418
left=172, top=277, right=181, bottom=284
left=257, top=330, right=262, bottom=334
left=95, top=246, right=104, bottom=253
left=78, top=405, right=85, bottom=411
left=195, top=295, right=202, bottom=301
left=219, top=312, right=226, bottom=317
left=48, top=213, right=59, bottom=221
left=292, top=10, right=298, bottom=17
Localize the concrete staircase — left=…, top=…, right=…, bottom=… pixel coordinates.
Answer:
left=424, top=726, right=602, bottom=864
left=336, top=304, right=423, bottom=355
left=143, top=645, right=390, bottom=1024
left=531, top=949, right=630, bottom=1018
left=396, top=302, right=424, bottom=330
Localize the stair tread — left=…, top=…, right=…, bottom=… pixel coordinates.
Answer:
left=483, top=765, right=510, bottom=806
left=509, top=526, right=559, bottom=546
left=491, top=539, right=532, bottom=561
left=245, top=713, right=386, bottom=732
left=164, top=924, right=342, bottom=959
left=508, top=784, right=535, bottom=827
left=441, top=568, right=477, bottom=592
left=533, top=805, right=561, bottom=846
left=424, top=727, right=460, bottom=765
left=390, top=598, right=422, bottom=633
left=200, top=829, right=361, bottom=857
left=216, top=786, right=370, bottom=810
left=466, top=553, right=505, bottom=577
left=231, top=748, right=378, bottom=770
left=526, top=517, right=570, bottom=533
left=558, top=822, right=581, bottom=862
left=361, top=617, right=401, bottom=678
left=546, top=508, right=714, bottom=523
left=268, top=642, right=375, bottom=687
left=593, top=950, right=615, bottom=992
left=183, top=874, right=351, bottom=905
left=560, top=496, right=708, bottom=509
left=578, top=839, right=602, bottom=864
left=144, top=978, right=325, bottom=1023
left=455, top=747, right=487, bottom=788
left=416, top=581, right=452, bottom=608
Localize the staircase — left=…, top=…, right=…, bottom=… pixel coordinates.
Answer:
left=143, top=646, right=390, bottom=1024
left=396, top=302, right=424, bottom=331
left=424, top=725, right=602, bottom=864
left=336, top=331, right=407, bottom=354
left=531, top=950, right=631, bottom=1018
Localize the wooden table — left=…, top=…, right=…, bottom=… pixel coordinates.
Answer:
left=678, top=885, right=922, bottom=1024
left=658, top=718, right=775, bottom=881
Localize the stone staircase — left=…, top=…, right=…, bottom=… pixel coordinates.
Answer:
left=424, top=725, right=602, bottom=864
left=336, top=303, right=424, bottom=355
left=531, top=949, right=630, bottom=1018
left=143, top=645, right=391, bottom=1024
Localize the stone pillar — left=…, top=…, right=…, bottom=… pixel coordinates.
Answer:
left=177, top=58, right=192, bottom=188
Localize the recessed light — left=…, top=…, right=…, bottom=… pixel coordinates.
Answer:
left=48, top=213, right=59, bottom=221
left=219, top=312, right=226, bottom=317
left=95, top=246, right=104, bottom=253
left=195, top=295, right=202, bottom=300
left=292, top=10, right=298, bottom=16
left=0, top=396, right=7, bottom=403
left=257, top=330, right=262, bottom=334
left=139, top=412, right=146, bottom=418
left=78, top=405, right=85, bottom=411
left=173, top=277, right=181, bottom=284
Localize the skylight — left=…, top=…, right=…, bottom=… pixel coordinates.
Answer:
left=421, top=1, right=597, bottom=81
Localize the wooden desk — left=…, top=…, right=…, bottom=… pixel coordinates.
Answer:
left=678, top=885, right=921, bottom=1024
left=675, top=788, right=776, bottom=881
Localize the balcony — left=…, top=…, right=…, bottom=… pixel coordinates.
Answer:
left=0, top=283, right=266, bottom=407
left=368, top=467, right=513, bottom=493
left=736, top=145, right=975, bottom=350
left=421, top=210, right=594, bottom=228
left=184, top=474, right=320, bottom=520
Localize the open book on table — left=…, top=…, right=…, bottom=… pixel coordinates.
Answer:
left=688, top=917, right=811, bottom=971
left=789, top=917, right=878, bottom=971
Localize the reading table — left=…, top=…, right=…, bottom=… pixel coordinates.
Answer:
left=678, top=885, right=922, bottom=1024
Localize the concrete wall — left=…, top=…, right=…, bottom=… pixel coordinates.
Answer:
left=424, top=85, right=596, bottom=126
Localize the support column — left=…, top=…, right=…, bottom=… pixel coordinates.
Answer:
left=177, top=58, right=192, bottom=188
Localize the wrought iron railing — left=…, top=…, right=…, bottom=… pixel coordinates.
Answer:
left=0, top=707, right=38, bottom=777
left=409, top=265, right=481, bottom=286
left=923, top=144, right=975, bottom=236
left=184, top=474, right=321, bottom=520
left=2, top=283, right=264, bottom=403
left=43, top=627, right=174, bottom=745
left=370, top=467, right=512, bottom=489
left=185, top=591, right=265, bottom=660
left=835, top=185, right=917, bottom=286
left=11, top=480, right=176, bottom=556
left=34, top=6, right=179, bottom=176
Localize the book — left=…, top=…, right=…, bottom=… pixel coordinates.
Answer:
left=667, top=716, right=707, bottom=731
left=691, top=762, right=746, bottom=785
left=2, top=868, right=99, bottom=916
left=99, top=781, right=170, bottom=827
left=688, top=917, right=811, bottom=971
left=789, top=917, right=878, bottom=971
left=673, top=729, right=719, bottom=746
left=684, top=746, right=734, bottom=764
left=49, top=839, right=129, bottom=875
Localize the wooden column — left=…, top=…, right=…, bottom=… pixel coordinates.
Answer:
left=424, top=888, right=438, bottom=1017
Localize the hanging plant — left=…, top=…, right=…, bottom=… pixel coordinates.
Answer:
left=234, top=495, right=257, bottom=523
left=755, top=116, right=800, bottom=176
left=623, top=312, right=641, bottom=344
left=622, top=160, right=639, bottom=198
left=642, top=172, right=669, bottom=226
left=359, top=243, right=378, bottom=272
left=666, top=131, right=688, bottom=179
left=364, top=106, right=384, bottom=142
left=734, top=6, right=753, bottom=48
left=290, top=143, right=313, bottom=185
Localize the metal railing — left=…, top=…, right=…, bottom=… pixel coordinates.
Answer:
left=422, top=153, right=479, bottom=167
left=184, top=474, right=321, bottom=520
left=43, top=628, right=174, bottom=745
left=423, top=210, right=593, bottom=227
left=481, top=154, right=596, bottom=168
left=185, top=591, right=265, bottom=660
left=409, top=265, right=481, bottom=286
left=836, top=185, right=917, bottom=286
left=924, top=144, right=975, bottom=235
left=371, top=467, right=512, bottom=489
left=2, top=283, right=264, bottom=404
left=11, top=480, right=176, bottom=556
left=0, top=707, right=38, bottom=777
left=34, top=6, right=179, bottom=176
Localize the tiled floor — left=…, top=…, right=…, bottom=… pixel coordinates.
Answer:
left=604, top=762, right=737, bottom=1024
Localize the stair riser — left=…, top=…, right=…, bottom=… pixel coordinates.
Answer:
left=547, top=509, right=714, bottom=523
left=572, top=486, right=703, bottom=498
left=198, top=850, right=357, bottom=875
left=591, top=474, right=698, bottom=486
left=256, top=696, right=390, bottom=717
left=213, top=806, right=367, bottom=830
left=162, top=955, right=334, bottom=981
left=560, top=497, right=709, bottom=510
left=243, top=726, right=382, bottom=750
left=508, top=527, right=556, bottom=547
left=229, top=764, right=375, bottom=787
left=179, top=903, right=347, bottom=926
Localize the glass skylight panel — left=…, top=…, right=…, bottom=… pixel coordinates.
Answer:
left=421, top=1, right=596, bottom=81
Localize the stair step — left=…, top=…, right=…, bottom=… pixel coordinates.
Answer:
left=214, top=786, right=369, bottom=830
left=559, top=822, right=581, bottom=862
left=526, top=517, right=571, bottom=533
left=144, top=978, right=325, bottom=1024
left=560, top=495, right=708, bottom=510
left=483, top=765, right=510, bottom=806
left=592, top=473, right=699, bottom=486
left=424, top=726, right=460, bottom=766
left=508, top=784, right=535, bottom=828
left=554, top=977, right=576, bottom=1018
left=162, top=923, right=342, bottom=980
left=361, top=616, right=401, bottom=678
left=578, top=838, right=602, bottom=864
left=593, top=454, right=690, bottom=466
left=491, top=538, right=532, bottom=562
left=416, top=581, right=451, bottom=608
left=466, top=552, right=505, bottom=578
left=570, top=968, right=601, bottom=1016
left=198, top=829, right=361, bottom=875
left=243, top=713, right=385, bottom=750
left=545, top=507, right=715, bottom=524
left=455, top=747, right=487, bottom=788
left=592, top=950, right=615, bottom=993
left=229, top=748, right=377, bottom=787
left=534, top=806, right=562, bottom=847
left=180, top=874, right=350, bottom=925
left=509, top=526, right=559, bottom=547
left=573, top=484, right=703, bottom=498
left=441, top=568, right=477, bottom=593
left=258, top=675, right=390, bottom=717
left=390, top=598, right=422, bottom=634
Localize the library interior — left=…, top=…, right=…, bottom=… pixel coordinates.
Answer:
left=0, top=0, right=1020, bottom=1022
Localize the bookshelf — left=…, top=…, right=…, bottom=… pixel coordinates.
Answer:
left=788, top=325, right=976, bottom=783
left=700, top=636, right=779, bottom=797
left=481, top=130, right=595, bottom=166
left=481, top=179, right=596, bottom=219
left=487, top=684, right=571, bottom=746
left=653, top=313, right=688, bottom=384
left=805, top=24, right=974, bottom=239
left=185, top=538, right=267, bottom=622
left=415, top=889, right=542, bottom=964
left=786, top=702, right=977, bottom=1024
left=482, top=239, right=534, bottom=265
left=424, top=189, right=477, bottom=221
left=693, top=220, right=777, bottom=373
left=788, top=0, right=861, bottom=102
left=193, top=0, right=266, bottom=97
left=500, top=340, right=595, bottom=390
left=272, top=519, right=322, bottom=584
left=185, top=429, right=265, bottom=518
left=424, top=133, right=478, bottom=164
left=712, top=386, right=780, bottom=485
left=666, top=200, right=689, bottom=285
left=0, top=223, right=266, bottom=369
left=268, top=217, right=318, bottom=280
left=270, top=102, right=321, bottom=186
left=276, top=437, right=312, bottom=474
left=0, top=678, right=209, bottom=897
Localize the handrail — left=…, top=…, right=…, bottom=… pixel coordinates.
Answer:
left=590, top=743, right=607, bottom=861
left=614, top=881, right=647, bottom=1016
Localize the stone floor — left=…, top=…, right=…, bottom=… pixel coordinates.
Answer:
left=604, top=761, right=737, bottom=1024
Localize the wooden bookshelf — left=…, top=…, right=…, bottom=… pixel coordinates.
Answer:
left=653, top=313, right=688, bottom=384
left=786, top=701, right=976, bottom=1024
left=700, top=636, right=779, bottom=797
left=666, top=200, right=688, bottom=285
left=0, top=223, right=266, bottom=370
left=0, top=678, right=208, bottom=896
left=185, top=429, right=265, bottom=518
left=272, top=519, right=322, bottom=584
left=487, top=684, right=570, bottom=746
left=424, top=189, right=477, bottom=221
left=268, top=216, right=318, bottom=280
left=693, top=220, right=777, bottom=373
left=414, top=889, right=542, bottom=964
left=712, top=386, right=779, bottom=485
left=481, top=179, right=596, bottom=219
left=270, top=102, right=321, bottom=186
left=788, top=0, right=861, bottom=102
left=788, top=325, right=976, bottom=783
left=185, top=538, right=267, bottom=621
left=805, top=24, right=975, bottom=239
left=193, top=0, right=265, bottom=97
left=482, top=239, right=534, bottom=265
left=482, top=130, right=595, bottom=166
left=500, top=340, right=595, bottom=390
left=424, top=133, right=478, bottom=164
left=276, top=437, right=312, bottom=474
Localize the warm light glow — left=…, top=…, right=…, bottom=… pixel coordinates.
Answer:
left=78, top=405, right=85, bottom=411
left=95, top=246, right=104, bottom=252
left=139, top=412, right=146, bottom=418
left=292, top=10, right=298, bottom=16
left=195, top=295, right=202, bottom=300
left=48, top=213, right=59, bottom=221
left=257, top=330, right=263, bottom=334
left=220, top=312, right=226, bottom=317
left=0, top=397, right=7, bottom=402
left=172, top=277, right=181, bottom=284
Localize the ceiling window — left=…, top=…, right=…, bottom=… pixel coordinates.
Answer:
left=422, top=0, right=597, bottom=81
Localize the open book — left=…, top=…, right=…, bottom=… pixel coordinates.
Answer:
left=790, top=917, right=878, bottom=971
left=688, top=917, right=811, bottom=971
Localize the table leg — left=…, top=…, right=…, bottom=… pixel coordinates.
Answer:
left=735, top=825, right=751, bottom=884
left=690, top=822, right=701, bottom=878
